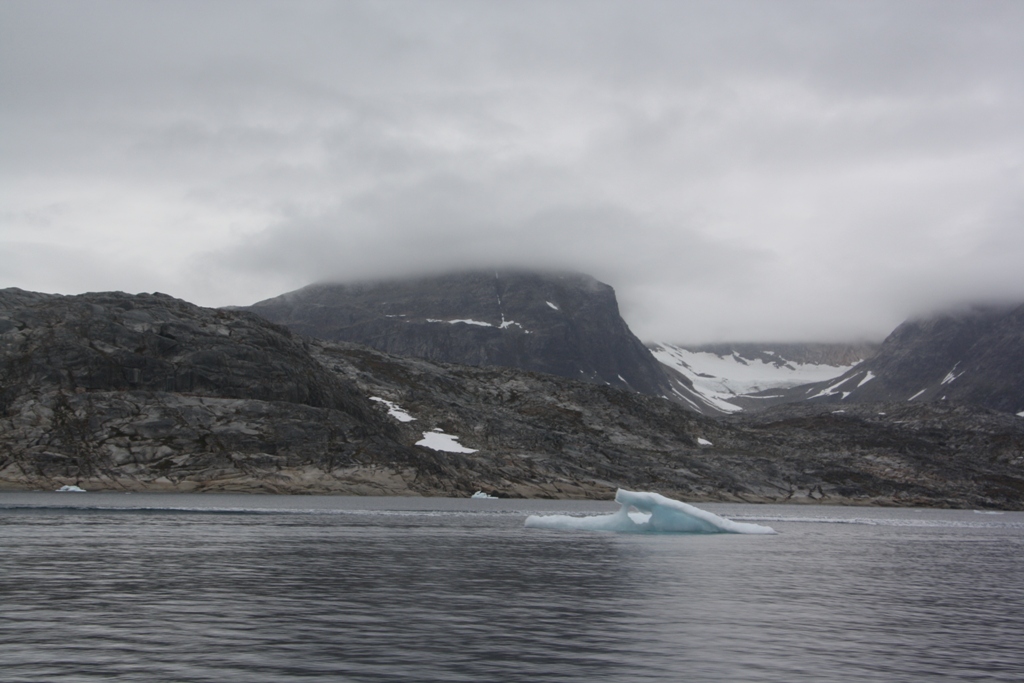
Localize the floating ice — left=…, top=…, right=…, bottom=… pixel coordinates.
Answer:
left=471, top=491, right=498, bottom=499
left=56, top=485, right=86, bottom=492
left=525, top=489, right=776, bottom=534
left=416, top=429, right=478, bottom=453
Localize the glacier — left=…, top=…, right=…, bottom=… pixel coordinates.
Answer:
left=651, top=343, right=864, bottom=414
left=525, top=489, right=776, bottom=534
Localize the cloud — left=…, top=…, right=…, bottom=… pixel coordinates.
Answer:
left=2, top=0, right=1024, bottom=343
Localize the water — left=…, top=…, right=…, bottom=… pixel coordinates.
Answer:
left=2, top=493, right=1023, bottom=682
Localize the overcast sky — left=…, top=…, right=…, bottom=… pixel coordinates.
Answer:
left=2, top=1, right=1023, bottom=343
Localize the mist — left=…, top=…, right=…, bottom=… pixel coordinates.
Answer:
left=3, top=0, right=1023, bottom=343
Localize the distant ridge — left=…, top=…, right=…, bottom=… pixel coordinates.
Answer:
left=762, top=303, right=1024, bottom=415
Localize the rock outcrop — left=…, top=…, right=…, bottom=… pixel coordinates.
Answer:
left=0, top=288, right=431, bottom=494
left=772, top=303, right=1024, bottom=414
left=2, top=288, right=1022, bottom=507
left=241, top=270, right=687, bottom=399
left=316, top=341, right=1024, bottom=507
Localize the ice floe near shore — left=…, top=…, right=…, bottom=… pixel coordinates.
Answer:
left=55, top=485, right=86, bottom=492
left=525, top=489, right=776, bottom=534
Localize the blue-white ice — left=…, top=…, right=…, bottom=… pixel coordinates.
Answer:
left=525, top=489, right=776, bottom=534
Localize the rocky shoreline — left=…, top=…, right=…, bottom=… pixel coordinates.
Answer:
left=3, top=288, right=1022, bottom=508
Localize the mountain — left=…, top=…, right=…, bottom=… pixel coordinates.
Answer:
left=776, top=303, right=1024, bottom=415
left=649, top=342, right=877, bottom=413
left=242, top=270, right=705, bottom=404
left=3, top=288, right=1023, bottom=507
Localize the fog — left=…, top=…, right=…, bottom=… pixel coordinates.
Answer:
left=2, top=1, right=1023, bottom=343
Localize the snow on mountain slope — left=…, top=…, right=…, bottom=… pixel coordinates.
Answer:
left=650, top=343, right=863, bottom=413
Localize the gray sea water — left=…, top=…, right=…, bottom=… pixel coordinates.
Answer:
left=2, top=492, right=1023, bottom=682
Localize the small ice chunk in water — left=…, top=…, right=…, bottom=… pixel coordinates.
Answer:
left=471, top=491, right=498, bottom=499
left=525, top=489, right=776, bottom=534
left=56, top=485, right=87, bottom=492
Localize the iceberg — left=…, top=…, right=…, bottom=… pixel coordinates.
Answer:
left=56, top=485, right=87, bottom=492
left=471, top=491, right=498, bottom=499
left=524, top=489, right=776, bottom=534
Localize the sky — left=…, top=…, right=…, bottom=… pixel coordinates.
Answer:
left=2, top=0, right=1023, bottom=343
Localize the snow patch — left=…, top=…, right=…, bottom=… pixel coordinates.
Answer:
left=525, top=489, right=776, bottom=534
left=941, top=363, right=965, bottom=385
left=908, top=389, right=927, bottom=401
left=1016, top=411, right=1024, bottom=418
left=425, top=318, right=494, bottom=327
left=807, top=375, right=854, bottom=400
left=416, top=429, right=478, bottom=453
left=857, top=371, right=876, bottom=387
left=697, top=437, right=712, bottom=446
left=671, top=384, right=742, bottom=414
left=369, top=397, right=416, bottom=422
left=448, top=318, right=493, bottom=327
left=546, top=301, right=560, bottom=310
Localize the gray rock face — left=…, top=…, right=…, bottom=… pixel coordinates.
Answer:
left=318, top=341, right=1024, bottom=507
left=0, top=288, right=425, bottom=493
left=778, top=303, right=1024, bottom=414
left=0, top=288, right=373, bottom=413
left=242, top=270, right=680, bottom=398
left=2, top=288, right=1022, bottom=507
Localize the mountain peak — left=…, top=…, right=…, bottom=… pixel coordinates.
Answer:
left=243, top=269, right=678, bottom=398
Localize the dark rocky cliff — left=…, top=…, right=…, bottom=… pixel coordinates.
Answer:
left=0, top=288, right=435, bottom=493
left=242, top=270, right=681, bottom=399
left=773, top=303, right=1024, bottom=414
left=2, top=288, right=1022, bottom=507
